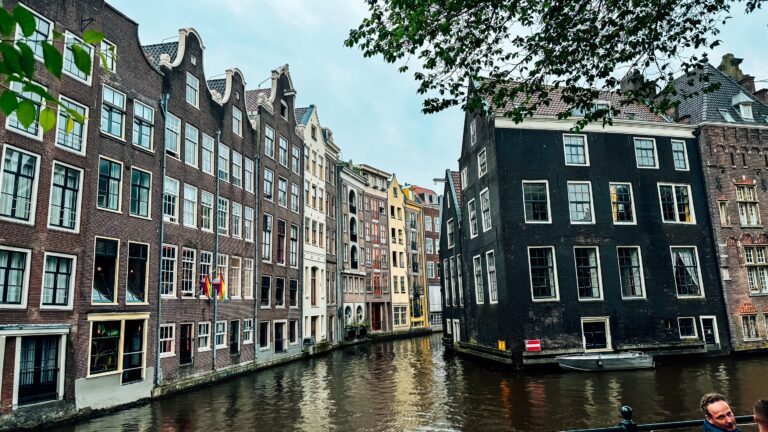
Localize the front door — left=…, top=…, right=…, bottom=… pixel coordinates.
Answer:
left=180, top=323, right=192, bottom=365
left=371, top=304, right=382, bottom=331
left=18, top=335, right=59, bottom=405
left=701, top=317, right=717, bottom=346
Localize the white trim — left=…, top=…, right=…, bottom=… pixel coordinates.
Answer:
left=0, top=245, right=32, bottom=310
left=197, top=321, right=211, bottom=352
left=215, top=320, right=228, bottom=349
left=472, top=255, right=483, bottom=304
left=467, top=199, right=478, bottom=238
left=617, top=245, right=647, bottom=300
left=0, top=144, right=41, bottom=226
left=39, top=252, right=77, bottom=310
left=670, top=139, right=690, bottom=171
left=486, top=250, right=498, bottom=304
left=53, top=95, right=89, bottom=156
left=677, top=316, right=699, bottom=339
left=633, top=137, right=659, bottom=169
left=581, top=316, right=612, bottom=352
left=669, top=246, right=706, bottom=299
left=495, top=116, right=696, bottom=138
left=573, top=246, right=604, bottom=301
left=5, top=80, right=47, bottom=141
left=522, top=180, right=552, bottom=224
left=609, top=182, right=637, bottom=225
left=129, top=166, right=153, bottom=220
left=259, top=320, right=271, bottom=351
left=657, top=182, right=696, bottom=225
left=12, top=336, right=20, bottom=408
left=567, top=180, right=595, bottom=224
left=159, top=323, right=175, bottom=358
left=46, top=160, right=84, bottom=233
left=186, top=71, right=200, bottom=109
left=12, top=333, right=67, bottom=409
left=699, top=315, right=720, bottom=346
left=15, top=3, right=52, bottom=61
left=477, top=148, right=488, bottom=178
left=100, top=85, right=126, bottom=141
left=62, top=31, right=93, bottom=85
left=527, top=246, right=560, bottom=302
left=480, top=187, right=493, bottom=232
left=563, top=133, right=590, bottom=166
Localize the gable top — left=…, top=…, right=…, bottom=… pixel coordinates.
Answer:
left=244, top=64, right=296, bottom=115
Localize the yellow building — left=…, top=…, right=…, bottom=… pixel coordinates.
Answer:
left=388, top=175, right=410, bottom=331
left=403, top=187, right=428, bottom=329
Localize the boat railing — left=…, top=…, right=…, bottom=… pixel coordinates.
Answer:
left=564, top=405, right=755, bottom=432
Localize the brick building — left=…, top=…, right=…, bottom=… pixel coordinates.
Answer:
left=339, top=163, right=367, bottom=337
left=323, top=128, right=340, bottom=344
left=409, top=186, right=442, bottom=329
left=403, top=187, right=427, bottom=328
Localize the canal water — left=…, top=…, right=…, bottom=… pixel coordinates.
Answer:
left=50, top=334, right=767, bottom=432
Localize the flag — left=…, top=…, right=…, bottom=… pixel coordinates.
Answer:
left=202, top=275, right=212, bottom=298
left=218, top=273, right=227, bottom=301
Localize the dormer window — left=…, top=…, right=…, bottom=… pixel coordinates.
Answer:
left=740, top=104, right=754, bottom=121
left=311, top=126, right=317, bottom=140
left=190, top=55, right=197, bottom=66
left=719, top=109, right=735, bottom=123
left=732, top=92, right=754, bottom=121
left=280, top=100, right=288, bottom=119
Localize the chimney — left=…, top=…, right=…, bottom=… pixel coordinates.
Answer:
left=739, top=76, right=756, bottom=93
left=620, top=69, right=655, bottom=98
left=718, top=53, right=746, bottom=81
left=755, top=88, right=768, bottom=105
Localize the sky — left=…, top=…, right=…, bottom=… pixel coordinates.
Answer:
left=109, top=0, right=768, bottom=192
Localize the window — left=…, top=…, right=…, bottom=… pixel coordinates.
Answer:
left=563, top=134, right=589, bottom=165
left=671, top=247, right=702, bottom=297
left=278, top=178, right=288, bottom=207
left=461, top=168, right=468, bottom=190
left=567, top=181, right=594, bottom=224
left=279, top=136, right=288, bottom=167
left=229, top=257, right=241, bottom=298
left=164, top=113, right=180, bottom=157
left=610, top=183, right=635, bottom=224
left=232, top=151, right=242, bottom=188
left=96, top=158, right=122, bottom=212
left=719, top=109, right=736, bottom=122
left=265, top=126, right=275, bottom=158
left=678, top=317, right=698, bottom=338
left=291, top=183, right=300, bottom=213
left=215, top=321, right=227, bottom=348
left=574, top=247, right=602, bottom=300
left=394, top=306, right=407, bottom=326
left=280, top=100, right=288, bottom=118
left=243, top=258, right=254, bottom=298
left=470, top=119, right=477, bottom=145
left=243, top=319, right=253, bottom=344
left=478, top=148, right=488, bottom=177
left=89, top=319, right=146, bottom=383
left=63, top=32, right=92, bottom=83
left=232, top=202, right=242, bottom=238
left=186, top=72, right=199, bottom=107
left=132, top=101, right=154, bottom=150
left=523, top=181, right=550, bottom=223
left=181, top=249, right=196, bottom=297
left=262, top=214, right=273, bottom=262
left=473, top=255, right=484, bottom=304
left=244, top=159, right=254, bottom=193
left=217, top=197, right=229, bottom=235
left=159, top=324, right=175, bottom=357
left=259, top=322, right=270, bottom=348
left=92, top=238, right=118, bottom=303
left=740, top=104, right=754, bottom=121
left=163, top=176, right=179, bottom=223
left=528, top=247, right=558, bottom=301
left=582, top=318, right=611, bottom=351
left=447, top=218, right=455, bottom=248
left=201, top=134, right=214, bottom=175
left=201, top=191, right=213, bottom=231
left=634, top=138, right=658, bottom=168
left=218, top=143, right=230, bottom=181
left=100, top=39, right=116, bottom=72
left=744, top=246, right=768, bottom=294
left=276, top=220, right=286, bottom=264
left=184, top=123, right=199, bottom=167
left=7, top=81, right=44, bottom=139
left=160, top=244, right=177, bottom=297
left=426, top=238, right=434, bottom=254
left=659, top=183, right=694, bottom=223
left=0, top=247, right=29, bottom=307
left=718, top=200, right=731, bottom=226
left=199, top=251, right=212, bottom=289
left=263, top=169, right=274, bottom=201
left=737, top=185, right=761, bottom=226
left=290, top=279, right=298, bottom=307
left=56, top=97, right=88, bottom=153
left=290, top=225, right=298, bottom=267
left=183, top=184, right=197, bottom=228
left=292, top=146, right=300, bottom=174
left=101, top=86, right=125, bottom=139
left=198, top=322, right=211, bottom=350
left=127, top=243, right=148, bottom=303
left=671, top=140, right=689, bottom=170
left=15, top=6, right=51, bottom=60
left=260, top=276, right=271, bottom=307
left=427, top=261, right=435, bottom=278
left=232, top=107, right=242, bottom=136
left=244, top=207, right=254, bottom=242
left=275, top=278, right=285, bottom=307
left=48, top=162, right=82, bottom=231
left=617, top=246, right=645, bottom=298
left=486, top=251, right=497, bottom=303
left=742, top=315, right=759, bottom=340
left=40, top=253, right=75, bottom=308
left=0, top=145, right=39, bottom=224
left=480, top=188, right=492, bottom=231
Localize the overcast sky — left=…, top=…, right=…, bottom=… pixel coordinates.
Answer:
left=109, top=0, right=768, bottom=191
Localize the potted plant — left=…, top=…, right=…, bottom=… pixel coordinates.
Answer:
left=345, top=322, right=357, bottom=340
left=358, top=320, right=370, bottom=337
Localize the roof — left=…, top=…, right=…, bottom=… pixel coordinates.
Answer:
left=673, top=63, right=768, bottom=125
left=486, top=84, right=665, bottom=122
left=409, top=185, right=437, bottom=197
left=450, top=171, right=461, bottom=206
left=295, top=106, right=313, bottom=125
left=207, top=78, right=226, bottom=96
left=142, top=42, right=178, bottom=67
left=245, top=88, right=271, bottom=112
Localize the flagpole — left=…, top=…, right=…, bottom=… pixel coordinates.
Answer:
left=213, top=128, right=221, bottom=371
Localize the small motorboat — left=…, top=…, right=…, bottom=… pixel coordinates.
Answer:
left=556, top=351, right=654, bottom=371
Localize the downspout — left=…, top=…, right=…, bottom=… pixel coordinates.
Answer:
left=335, top=162, right=343, bottom=343
left=213, top=129, right=221, bottom=370
left=155, top=92, right=170, bottom=386
left=252, top=116, right=261, bottom=364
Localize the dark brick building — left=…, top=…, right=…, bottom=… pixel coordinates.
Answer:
left=441, top=86, right=731, bottom=367
left=672, top=56, right=768, bottom=352
left=323, top=129, right=340, bottom=344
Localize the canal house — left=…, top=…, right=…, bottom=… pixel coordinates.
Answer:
left=410, top=186, right=443, bottom=330
left=323, top=128, right=341, bottom=345
left=440, top=83, right=732, bottom=367
left=403, top=186, right=428, bottom=329
left=671, top=55, right=768, bottom=352
left=388, top=175, right=411, bottom=331
left=339, top=162, right=368, bottom=338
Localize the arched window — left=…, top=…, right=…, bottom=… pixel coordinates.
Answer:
left=350, top=217, right=357, bottom=242
left=345, top=306, right=352, bottom=324
left=349, top=190, right=357, bottom=214
left=356, top=305, right=364, bottom=323
left=351, top=245, right=359, bottom=270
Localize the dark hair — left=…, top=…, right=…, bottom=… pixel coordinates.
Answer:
left=701, top=393, right=728, bottom=416
left=755, top=399, right=768, bottom=418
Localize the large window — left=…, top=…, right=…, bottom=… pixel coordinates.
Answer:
left=63, top=32, right=92, bottom=82
left=471, top=254, right=483, bottom=305
left=610, top=183, right=635, bottom=224
left=265, top=126, right=275, bottom=158
left=42, top=253, right=75, bottom=308
left=201, top=134, right=214, bottom=175
left=737, top=185, right=761, bottom=226
left=127, top=243, right=148, bottom=303
left=181, top=248, right=196, bottom=297
left=243, top=259, right=254, bottom=298
left=244, top=207, right=254, bottom=241
left=232, top=202, right=242, bottom=238
left=92, top=238, right=118, bottom=303
left=7, top=81, right=44, bottom=139
left=89, top=318, right=147, bottom=384
left=563, top=134, right=588, bottom=165
left=245, top=159, right=254, bottom=193
left=744, top=246, right=768, bottom=294
left=574, top=247, right=601, bottom=300
left=262, top=214, right=273, bottom=261
left=15, top=5, right=51, bottom=60
left=232, top=151, right=242, bottom=188
left=130, top=168, right=151, bottom=218
left=528, top=247, right=558, bottom=300
left=634, top=138, right=657, bottom=168
left=56, top=97, right=88, bottom=153
left=480, top=188, right=492, bottom=231
left=659, top=183, right=694, bottom=224
left=671, top=247, right=702, bottom=297
left=523, top=181, right=550, bottom=223
left=0, top=247, right=29, bottom=307
left=132, top=101, right=154, bottom=150
left=101, top=86, right=125, bottom=139
left=163, top=176, right=179, bottom=223
left=49, top=162, right=82, bottom=231
left=617, top=246, right=644, bottom=298
left=160, top=244, right=177, bottom=297
left=671, top=140, right=689, bottom=170
left=567, top=181, right=594, bottom=224
left=97, top=158, right=121, bottom=212
left=184, top=123, right=199, bottom=167
left=229, top=257, right=241, bottom=298
left=183, top=184, right=197, bottom=228
left=0, top=145, right=39, bottom=223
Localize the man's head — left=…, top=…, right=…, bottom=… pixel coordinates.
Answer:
left=701, top=393, right=738, bottom=431
left=754, top=399, right=768, bottom=432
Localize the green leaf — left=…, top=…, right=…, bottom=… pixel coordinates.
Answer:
left=0, top=43, right=22, bottom=74
left=66, top=116, right=74, bottom=134
left=42, top=41, right=62, bottom=78
left=13, top=6, right=36, bottom=38
left=0, top=9, right=16, bottom=36
left=0, top=91, right=19, bottom=116
left=22, top=82, right=55, bottom=102
left=82, top=29, right=104, bottom=45
left=71, top=44, right=91, bottom=75
left=16, top=99, right=36, bottom=128
left=16, top=41, right=35, bottom=79
left=39, top=107, right=56, bottom=131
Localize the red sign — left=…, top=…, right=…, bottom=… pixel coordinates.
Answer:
left=525, top=339, right=541, bottom=352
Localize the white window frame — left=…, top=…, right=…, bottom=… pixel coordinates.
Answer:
left=200, top=191, right=214, bottom=232
left=0, top=144, right=41, bottom=226
left=563, top=134, right=589, bottom=166
left=182, top=184, right=197, bottom=228
left=527, top=246, right=560, bottom=302
left=14, top=3, right=52, bottom=62
left=670, top=139, right=689, bottom=171
left=159, top=323, right=175, bottom=358
left=677, top=316, right=699, bottom=339
left=581, top=316, right=612, bottom=352
left=47, top=160, right=84, bottom=233
left=470, top=119, right=477, bottom=145
left=244, top=159, right=254, bottom=193
left=54, top=95, right=89, bottom=155
left=446, top=218, right=455, bottom=248
left=132, top=100, right=154, bottom=151
left=96, top=156, right=123, bottom=214
left=201, top=133, right=215, bottom=175
left=567, top=181, right=595, bottom=224
left=184, top=123, right=199, bottom=168
left=0, top=245, right=32, bottom=309
left=163, top=176, right=180, bottom=224
left=461, top=167, right=468, bottom=190
left=101, top=85, right=126, bottom=140
left=243, top=319, right=253, bottom=344
left=657, top=183, right=696, bottom=225
left=63, top=31, right=93, bottom=85
left=617, top=246, right=646, bottom=300
left=40, top=251, right=77, bottom=310
left=480, top=187, right=492, bottom=232
left=197, top=321, right=211, bottom=351
left=633, top=137, right=659, bottom=169
left=100, top=39, right=116, bottom=72
left=165, top=113, right=181, bottom=158
left=186, top=71, right=199, bottom=108
left=467, top=199, right=478, bottom=238
left=486, top=251, right=498, bottom=304
left=522, top=180, right=552, bottom=224
left=573, top=246, right=603, bottom=301
left=670, top=246, right=705, bottom=299
left=215, top=320, right=227, bottom=348
left=609, top=182, right=637, bottom=225
left=233, top=107, right=243, bottom=136
left=477, top=148, right=488, bottom=178
left=160, top=244, right=177, bottom=298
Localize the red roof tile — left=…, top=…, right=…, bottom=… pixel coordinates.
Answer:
left=450, top=170, right=461, bottom=206
left=740, top=302, right=758, bottom=314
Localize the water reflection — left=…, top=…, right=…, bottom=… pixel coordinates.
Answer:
left=49, top=335, right=768, bottom=432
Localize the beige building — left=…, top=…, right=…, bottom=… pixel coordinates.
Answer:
left=388, top=175, right=410, bottom=330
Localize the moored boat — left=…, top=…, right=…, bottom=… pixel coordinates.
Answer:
left=556, top=351, right=654, bottom=371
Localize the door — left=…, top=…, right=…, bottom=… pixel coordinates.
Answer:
left=18, top=335, right=59, bottom=405
left=701, top=317, right=718, bottom=346
left=274, top=323, right=285, bottom=353
left=583, top=321, right=608, bottom=350
left=229, top=320, right=240, bottom=355
left=371, top=304, right=382, bottom=331
left=180, top=323, right=193, bottom=365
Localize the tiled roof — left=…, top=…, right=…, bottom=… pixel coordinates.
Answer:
left=740, top=302, right=758, bottom=314
left=295, top=106, right=312, bottom=125
left=673, top=64, right=768, bottom=125
left=142, top=42, right=178, bottom=67
left=207, top=79, right=226, bottom=96
left=487, top=85, right=664, bottom=122
left=450, top=170, right=461, bottom=206
left=245, top=89, right=271, bottom=112
left=410, top=185, right=437, bottom=196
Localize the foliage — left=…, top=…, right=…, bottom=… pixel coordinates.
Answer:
left=346, top=0, right=766, bottom=128
left=0, top=6, right=109, bottom=132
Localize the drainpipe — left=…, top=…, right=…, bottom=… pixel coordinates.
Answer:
left=155, top=92, right=170, bottom=386
left=213, top=129, right=221, bottom=370
left=252, top=116, right=261, bottom=364
left=335, top=162, right=343, bottom=343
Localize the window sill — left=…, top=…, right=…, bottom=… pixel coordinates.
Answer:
left=741, top=225, right=764, bottom=229
left=198, top=347, right=211, bottom=352
left=99, top=131, right=126, bottom=143
left=159, top=353, right=175, bottom=358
